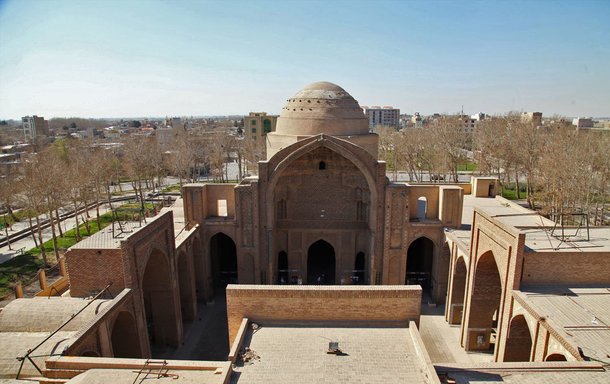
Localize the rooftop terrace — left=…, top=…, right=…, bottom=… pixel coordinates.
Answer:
left=231, top=325, right=434, bottom=384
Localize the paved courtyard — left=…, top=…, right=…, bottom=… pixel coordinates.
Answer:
left=153, top=291, right=230, bottom=361
left=419, top=303, right=493, bottom=364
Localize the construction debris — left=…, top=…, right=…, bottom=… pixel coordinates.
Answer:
left=239, top=347, right=260, bottom=365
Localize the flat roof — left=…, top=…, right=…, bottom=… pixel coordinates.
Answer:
left=230, top=325, right=430, bottom=384
left=70, top=221, right=146, bottom=249
left=518, top=286, right=610, bottom=362
left=67, top=368, right=226, bottom=384
left=436, top=363, right=609, bottom=383
left=444, top=228, right=471, bottom=254
left=0, top=297, right=111, bottom=378
left=0, top=331, right=75, bottom=378
left=462, top=195, right=610, bottom=252
left=520, top=227, right=610, bottom=252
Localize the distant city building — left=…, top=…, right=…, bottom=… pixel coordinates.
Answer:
left=521, top=112, right=542, bottom=127
left=244, top=112, right=278, bottom=142
left=470, top=112, right=487, bottom=121
left=460, top=115, right=476, bottom=133
left=572, top=117, right=593, bottom=129
left=21, top=115, right=49, bottom=140
left=155, top=127, right=177, bottom=149
left=411, top=112, right=424, bottom=128
left=164, top=116, right=182, bottom=128
left=362, top=106, right=400, bottom=129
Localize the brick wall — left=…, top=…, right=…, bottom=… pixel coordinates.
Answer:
left=226, top=285, right=422, bottom=346
left=66, top=248, right=125, bottom=297
left=522, top=252, right=610, bottom=285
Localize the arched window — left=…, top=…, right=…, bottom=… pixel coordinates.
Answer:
left=417, top=196, right=427, bottom=220
left=354, top=252, right=365, bottom=284
left=319, top=161, right=326, bottom=170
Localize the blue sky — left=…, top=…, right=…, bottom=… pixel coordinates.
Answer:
left=1, top=0, right=609, bottom=119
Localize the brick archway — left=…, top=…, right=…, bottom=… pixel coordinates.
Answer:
left=406, top=237, right=435, bottom=294
left=210, top=232, right=238, bottom=291
left=503, top=314, right=533, bottom=362
left=449, top=256, right=467, bottom=324
left=465, top=251, right=502, bottom=351
left=142, top=248, right=180, bottom=347
left=110, top=311, right=142, bottom=358
left=307, top=240, right=336, bottom=284
left=545, top=353, right=567, bottom=361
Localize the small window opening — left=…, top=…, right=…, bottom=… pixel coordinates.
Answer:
left=217, top=199, right=228, bottom=217
left=319, top=161, right=326, bottom=170
left=417, top=196, right=427, bottom=220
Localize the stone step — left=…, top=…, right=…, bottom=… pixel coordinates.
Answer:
left=42, top=368, right=85, bottom=379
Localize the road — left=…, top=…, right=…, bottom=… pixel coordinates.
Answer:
left=0, top=192, right=179, bottom=264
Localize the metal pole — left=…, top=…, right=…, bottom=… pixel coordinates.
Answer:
left=16, top=283, right=113, bottom=379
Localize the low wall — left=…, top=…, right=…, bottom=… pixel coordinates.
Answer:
left=522, top=252, right=610, bottom=285
left=226, top=285, right=422, bottom=345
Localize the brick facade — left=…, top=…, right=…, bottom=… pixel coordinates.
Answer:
left=226, top=285, right=422, bottom=346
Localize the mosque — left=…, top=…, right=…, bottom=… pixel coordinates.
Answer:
left=183, top=81, right=464, bottom=304
left=0, top=82, right=608, bottom=383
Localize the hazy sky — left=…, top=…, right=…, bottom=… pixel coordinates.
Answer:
left=1, top=0, right=609, bottom=119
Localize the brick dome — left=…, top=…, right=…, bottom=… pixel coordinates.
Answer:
left=275, top=82, right=369, bottom=136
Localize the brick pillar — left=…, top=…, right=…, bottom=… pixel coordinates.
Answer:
left=14, top=282, right=23, bottom=298
left=59, top=256, right=67, bottom=276
left=39, top=269, right=48, bottom=290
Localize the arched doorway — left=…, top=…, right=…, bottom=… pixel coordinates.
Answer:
left=353, top=252, right=365, bottom=284
left=278, top=251, right=288, bottom=284
left=210, top=233, right=238, bottom=289
left=142, top=249, right=180, bottom=347
left=504, top=315, right=533, bottom=362
left=466, top=251, right=502, bottom=352
left=111, top=311, right=142, bottom=358
left=177, top=251, right=196, bottom=322
left=545, top=353, right=567, bottom=361
left=406, top=237, right=434, bottom=294
left=307, top=240, right=335, bottom=284
left=449, top=257, right=467, bottom=324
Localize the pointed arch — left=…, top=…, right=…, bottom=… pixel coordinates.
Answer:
left=142, top=248, right=180, bottom=347
left=449, top=256, right=467, bottom=324
left=466, top=250, right=503, bottom=352
left=209, top=232, right=237, bottom=290
left=307, top=239, right=336, bottom=284
left=406, top=237, right=435, bottom=293
left=504, top=315, right=533, bottom=362
left=266, top=135, right=379, bottom=229
left=545, top=353, right=567, bottom=361
left=110, top=311, right=142, bottom=358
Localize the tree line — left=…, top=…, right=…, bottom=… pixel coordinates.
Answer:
left=377, top=113, right=610, bottom=225
left=0, top=128, right=263, bottom=265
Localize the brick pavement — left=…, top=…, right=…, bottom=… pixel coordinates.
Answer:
left=231, top=326, right=428, bottom=384
left=419, top=303, right=493, bottom=364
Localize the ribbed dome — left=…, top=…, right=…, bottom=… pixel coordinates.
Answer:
left=275, top=81, right=369, bottom=136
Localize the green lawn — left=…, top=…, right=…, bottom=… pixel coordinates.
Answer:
left=0, top=201, right=160, bottom=299
left=457, top=161, right=477, bottom=172
left=0, top=208, right=37, bottom=227
left=501, top=183, right=526, bottom=200
left=0, top=251, right=46, bottom=298
left=161, top=184, right=181, bottom=193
